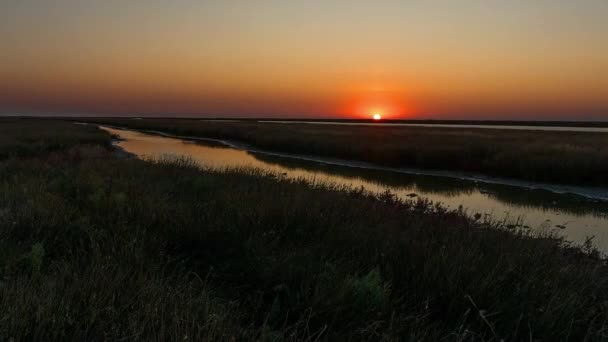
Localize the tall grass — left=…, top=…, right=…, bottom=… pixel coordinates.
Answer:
left=81, top=118, right=608, bottom=186
left=0, top=118, right=111, bottom=159
left=1, top=120, right=608, bottom=340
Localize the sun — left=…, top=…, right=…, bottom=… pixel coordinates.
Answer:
left=373, top=113, right=382, bottom=120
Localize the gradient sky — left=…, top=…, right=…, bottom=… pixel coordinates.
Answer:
left=1, top=0, right=607, bottom=120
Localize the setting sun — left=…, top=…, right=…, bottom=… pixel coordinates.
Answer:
left=373, top=113, right=382, bottom=120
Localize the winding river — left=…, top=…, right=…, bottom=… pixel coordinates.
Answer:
left=100, top=126, right=608, bottom=252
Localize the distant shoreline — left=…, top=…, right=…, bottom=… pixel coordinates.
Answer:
left=5, top=116, right=608, bottom=128
left=256, top=120, right=608, bottom=132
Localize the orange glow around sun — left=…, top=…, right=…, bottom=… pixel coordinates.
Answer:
left=337, top=88, right=417, bottom=120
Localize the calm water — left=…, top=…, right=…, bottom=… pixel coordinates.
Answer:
left=257, top=120, right=608, bottom=133
left=101, top=126, right=608, bottom=251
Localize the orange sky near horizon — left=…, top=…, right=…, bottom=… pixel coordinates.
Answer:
left=1, top=1, right=607, bottom=120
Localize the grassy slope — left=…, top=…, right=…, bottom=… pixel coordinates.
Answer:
left=79, top=118, right=608, bottom=186
left=2, top=118, right=608, bottom=341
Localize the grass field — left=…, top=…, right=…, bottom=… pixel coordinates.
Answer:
left=78, top=118, right=608, bottom=186
left=2, top=118, right=608, bottom=340
left=0, top=119, right=111, bottom=159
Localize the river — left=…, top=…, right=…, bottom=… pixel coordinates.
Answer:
left=100, top=126, right=608, bottom=252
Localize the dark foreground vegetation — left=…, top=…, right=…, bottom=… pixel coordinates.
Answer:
left=79, top=118, right=608, bottom=186
left=2, top=118, right=608, bottom=341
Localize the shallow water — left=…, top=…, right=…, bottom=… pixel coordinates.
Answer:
left=101, top=126, right=608, bottom=252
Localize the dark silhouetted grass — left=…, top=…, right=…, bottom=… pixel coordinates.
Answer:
left=81, top=118, right=608, bottom=186
left=2, top=120, right=608, bottom=341
left=0, top=118, right=111, bottom=159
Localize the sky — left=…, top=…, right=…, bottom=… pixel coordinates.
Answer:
left=1, top=0, right=607, bottom=120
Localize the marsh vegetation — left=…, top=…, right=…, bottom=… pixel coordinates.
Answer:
left=80, top=118, right=608, bottom=186
left=2, top=118, right=608, bottom=341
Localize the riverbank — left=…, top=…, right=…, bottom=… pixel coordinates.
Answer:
left=79, top=118, right=608, bottom=186
left=2, top=118, right=608, bottom=341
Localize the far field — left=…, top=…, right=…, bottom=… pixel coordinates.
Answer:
left=79, top=118, right=608, bottom=186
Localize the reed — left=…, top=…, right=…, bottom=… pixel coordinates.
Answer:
left=1, top=119, right=607, bottom=341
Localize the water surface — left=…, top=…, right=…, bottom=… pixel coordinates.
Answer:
left=257, top=120, right=608, bottom=133
left=102, top=126, right=608, bottom=252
